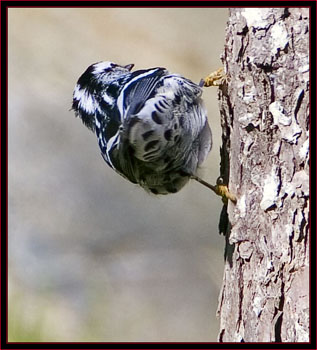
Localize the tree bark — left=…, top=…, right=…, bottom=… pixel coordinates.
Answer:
left=217, top=8, right=310, bottom=342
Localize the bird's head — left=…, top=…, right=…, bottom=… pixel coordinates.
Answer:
left=71, top=61, right=134, bottom=131
left=77, top=61, right=134, bottom=89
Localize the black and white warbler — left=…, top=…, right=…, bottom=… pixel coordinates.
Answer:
left=72, top=61, right=213, bottom=195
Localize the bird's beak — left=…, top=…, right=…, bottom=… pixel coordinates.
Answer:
left=124, top=64, right=134, bottom=71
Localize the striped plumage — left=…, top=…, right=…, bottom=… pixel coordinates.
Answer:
left=72, top=61, right=212, bottom=194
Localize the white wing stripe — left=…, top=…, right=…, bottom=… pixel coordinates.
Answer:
left=117, top=69, right=159, bottom=119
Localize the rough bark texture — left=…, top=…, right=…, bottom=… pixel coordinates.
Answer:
left=217, top=8, right=309, bottom=342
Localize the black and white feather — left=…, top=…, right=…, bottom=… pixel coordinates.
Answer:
left=72, top=61, right=212, bottom=194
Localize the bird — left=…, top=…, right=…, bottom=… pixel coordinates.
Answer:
left=72, top=61, right=214, bottom=195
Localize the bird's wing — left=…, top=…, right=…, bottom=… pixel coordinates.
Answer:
left=117, top=68, right=167, bottom=121
left=119, top=74, right=204, bottom=165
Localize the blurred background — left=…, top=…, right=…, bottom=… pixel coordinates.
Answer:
left=8, top=8, right=228, bottom=342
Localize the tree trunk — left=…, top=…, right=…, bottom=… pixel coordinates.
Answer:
left=217, top=8, right=310, bottom=342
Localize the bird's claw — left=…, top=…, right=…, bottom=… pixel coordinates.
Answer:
left=214, top=178, right=237, bottom=204
left=192, top=175, right=237, bottom=204
left=202, top=68, right=226, bottom=87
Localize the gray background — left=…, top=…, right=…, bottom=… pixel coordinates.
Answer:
left=8, top=8, right=228, bottom=342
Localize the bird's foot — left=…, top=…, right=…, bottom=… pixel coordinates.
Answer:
left=214, top=177, right=237, bottom=204
left=192, top=175, right=237, bottom=204
left=201, top=67, right=226, bottom=87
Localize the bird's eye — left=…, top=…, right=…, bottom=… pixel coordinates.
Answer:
left=102, top=63, right=118, bottom=73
